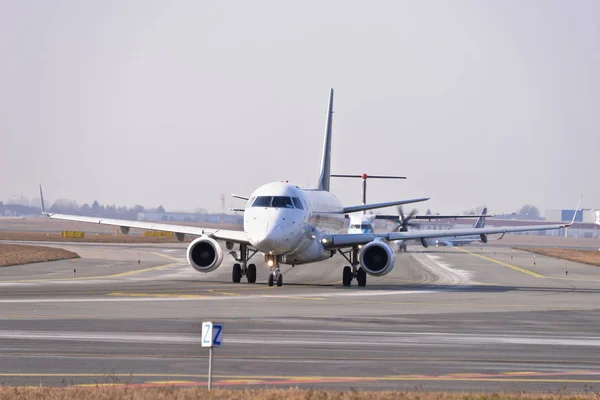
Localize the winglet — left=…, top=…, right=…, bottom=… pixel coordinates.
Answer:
left=565, top=195, right=583, bottom=227
left=39, top=184, right=48, bottom=215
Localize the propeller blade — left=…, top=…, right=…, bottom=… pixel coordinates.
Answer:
left=397, top=206, right=405, bottom=221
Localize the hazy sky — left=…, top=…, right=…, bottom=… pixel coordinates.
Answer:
left=1, top=0, right=598, bottom=214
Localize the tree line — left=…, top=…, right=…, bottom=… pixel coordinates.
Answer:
left=463, top=204, right=541, bottom=219
left=0, top=199, right=166, bottom=219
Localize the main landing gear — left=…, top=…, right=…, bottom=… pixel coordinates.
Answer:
left=229, top=243, right=258, bottom=284
left=266, top=255, right=283, bottom=287
left=338, top=246, right=367, bottom=287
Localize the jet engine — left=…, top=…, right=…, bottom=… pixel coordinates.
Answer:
left=359, top=240, right=395, bottom=276
left=480, top=234, right=488, bottom=243
left=186, top=236, right=224, bottom=273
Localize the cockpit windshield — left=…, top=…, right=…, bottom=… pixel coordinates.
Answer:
left=272, top=196, right=294, bottom=208
left=252, top=196, right=273, bottom=207
left=252, top=196, right=303, bottom=209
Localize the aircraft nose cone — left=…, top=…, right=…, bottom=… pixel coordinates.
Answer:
left=248, top=219, right=301, bottom=255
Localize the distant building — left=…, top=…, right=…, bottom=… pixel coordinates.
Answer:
left=545, top=209, right=599, bottom=224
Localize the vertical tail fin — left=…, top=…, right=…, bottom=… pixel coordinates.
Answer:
left=39, top=184, right=47, bottom=215
left=474, top=207, right=488, bottom=228
left=317, top=88, right=334, bottom=191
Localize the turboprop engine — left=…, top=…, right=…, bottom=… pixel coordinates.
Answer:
left=359, top=239, right=395, bottom=276
left=186, top=236, right=224, bottom=273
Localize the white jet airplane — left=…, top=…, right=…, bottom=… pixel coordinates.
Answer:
left=39, top=89, right=579, bottom=287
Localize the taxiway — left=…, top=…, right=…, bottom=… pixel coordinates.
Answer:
left=0, top=240, right=599, bottom=391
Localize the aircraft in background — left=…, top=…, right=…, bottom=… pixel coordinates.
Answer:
left=433, top=208, right=495, bottom=246
left=39, top=89, right=578, bottom=287
left=337, top=173, right=492, bottom=243
left=385, top=206, right=494, bottom=251
left=338, top=172, right=493, bottom=252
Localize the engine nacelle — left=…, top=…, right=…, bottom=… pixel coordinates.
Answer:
left=359, top=240, right=395, bottom=277
left=479, top=234, right=488, bottom=243
left=186, top=236, right=224, bottom=273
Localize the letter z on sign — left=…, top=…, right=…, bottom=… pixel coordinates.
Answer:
left=201, top=322, right=223, bottom=347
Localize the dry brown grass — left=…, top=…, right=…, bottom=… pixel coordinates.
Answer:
left=0, top=243, right=79, bottom=267
left=513, top=247, right=600, bottom=267
left=0, top=388, right=599, bottom=400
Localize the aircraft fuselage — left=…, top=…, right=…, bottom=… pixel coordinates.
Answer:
left=243, top=181, right=345, bottom=264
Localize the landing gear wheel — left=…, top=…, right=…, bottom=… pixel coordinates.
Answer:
left=268, top=274, right=274, bottom=287
left=232, top=263, right=242, bottom=283
left=357, top=267, right=367, bottom=287
left=247, top=264, right=257, bottom=283
left=276, top=273, right=283, bottom=287
left=342, top=266, right=352, bottom=287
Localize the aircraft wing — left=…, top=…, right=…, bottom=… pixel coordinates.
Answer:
left=43, top=212, right=250, bottom=244
left=320, top=223, right=567, bottom=249
left=374, top=214, right=494, bottom=220
left=39, top=187, right=249, bottom=244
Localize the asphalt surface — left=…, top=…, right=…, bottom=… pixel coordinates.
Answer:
left=0, top=239, right=599, bottom=392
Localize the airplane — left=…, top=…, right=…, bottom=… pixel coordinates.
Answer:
left=337, top=173, right=493, bottom=252
left=433, top=208, right=494, bottom=247
left=39, top=89, right=579, bottom=287
left=347, top=207, right=493, bottom=252
left=386, top=206, right=495, bottom=252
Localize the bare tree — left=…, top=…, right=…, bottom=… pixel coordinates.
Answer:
left=517, top=204, right=540, bottom=218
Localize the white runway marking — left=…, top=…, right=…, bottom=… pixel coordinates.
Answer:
left=0, top=289, right=438, bottom=303
left=1, top=329, right=599, bottom=348
left=411, top=252, right=475, bottom=284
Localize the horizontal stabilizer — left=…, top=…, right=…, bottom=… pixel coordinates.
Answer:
left=342, top=198, right=429, bottom=214
left=331, top=174, right=407, bottom=179
left=231, top=194, right=250, bottom=201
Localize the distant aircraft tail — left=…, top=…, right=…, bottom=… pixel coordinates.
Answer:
left=317, top=89, right=334, bottom=191
left=474, top=207, right=488, bottom=228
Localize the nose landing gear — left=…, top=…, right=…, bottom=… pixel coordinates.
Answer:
left=266, top=255, right=283, bottom=287
left=230, top=244, right=258, bottom=284
left=338, top=246, right=367, bottom=287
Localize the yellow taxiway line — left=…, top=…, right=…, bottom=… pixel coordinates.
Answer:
left=455, top=248, right=544, bottom=278
left=1, top=260, right=182, bottom=283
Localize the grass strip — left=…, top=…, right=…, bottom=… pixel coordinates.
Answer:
left=513, top=247, right=600, bottom=267
left=0, top=243, right=79, bottom=267
left=0, top=388, right=599, bottom=400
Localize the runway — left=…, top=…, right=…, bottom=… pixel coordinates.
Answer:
left=0, top=240, right=599, bottom=391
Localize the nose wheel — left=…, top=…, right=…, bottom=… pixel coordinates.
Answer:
left=267, top=268, right=283, bottom=287
left=266, top=255, right=283, bottom=287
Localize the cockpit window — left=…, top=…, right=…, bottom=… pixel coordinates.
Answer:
left=252, top=196, right=272, bottom=207
left=350, top=224, right=372, bottom=230
left=292, top=197, right=304, bottom=210
left=272, top=196, right=295, bottom=209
